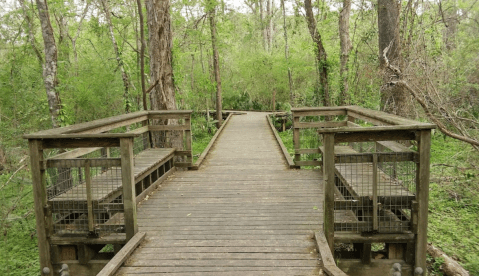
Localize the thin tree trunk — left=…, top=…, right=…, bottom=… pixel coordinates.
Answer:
left=19, top=0, right=43, bottom=67
left=304, top=0, right=330, bottom=107
left=70, top=2, right=89, bottom=76
left=259, top=0, right=267, bottom=51
left=266, top=0, right=273, bottom=52
left=100, top=0, right=131, bottom=113
left=36, top=0, right=61, bottom=128
left=339, top=0, right=352, bottom=105
left=207, top=2, right=223, bottom=128
left=136, top=0, right=147, bottom=111
left=280, top=0, right=294, bottom=106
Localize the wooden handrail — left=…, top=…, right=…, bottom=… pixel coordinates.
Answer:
left=24, top=110, right=193, bottom=139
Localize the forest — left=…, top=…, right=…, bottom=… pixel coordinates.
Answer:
left=0, top=0, right=478, bottom=275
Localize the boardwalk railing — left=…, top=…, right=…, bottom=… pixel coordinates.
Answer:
left=293, top=106, right=435, bottom=275
left=24, top=110, right=192, bottom=275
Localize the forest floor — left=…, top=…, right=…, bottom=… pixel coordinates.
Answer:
left=278, top=129, right=479, bottom=275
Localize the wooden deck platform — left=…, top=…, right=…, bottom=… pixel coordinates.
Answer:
left=116, top=113, right=324, bottom=275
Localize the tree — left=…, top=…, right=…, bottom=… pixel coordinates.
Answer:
left=100, top=0, right=131, bottom=113
left=339, top=0, right=352, bottom=104
left=378, top=0, right=408, bottom=116
left=304, top=0, right=330, bottom=107
left=280, top=0, right=294, bottom=106
left=36, top=0, right=61, bottom=128
left=206, top=0, right=223, bottom=128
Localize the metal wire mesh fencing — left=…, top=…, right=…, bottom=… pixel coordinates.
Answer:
left=45, top=149, right=124, bottom=235
left=334, top=142, right=416, bottom=234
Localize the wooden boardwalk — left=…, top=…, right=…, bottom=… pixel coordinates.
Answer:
left=116, top=112, right=324, bottom=276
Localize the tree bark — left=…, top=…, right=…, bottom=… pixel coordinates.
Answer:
left=207, top=1, right=223, bottom=128
left=304, top=0, right=330, bottom=107
left=136, top=0, right=147, bottom=111
left=280, top=0, right=294, bottom=106
left=36, top=0, right=61, bottom=128
left=427, top=243, right=470, bottom=276
left=101, top=0, right=131, bottom=113
left=339, top=0, right=352, bottom=105
left=145, top=0, right=182, bottom=149
left=378, top=0, right=408, bottom=116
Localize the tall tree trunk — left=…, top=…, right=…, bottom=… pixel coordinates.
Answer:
left=136, top=0, right=147, bottom=111
left=339, top=0, right=352, bottom=105
left=280, top=0, right=294, bottom=106
left=36, top=0, right=61, bottom=128
left=378, top=0, right=407, bottom=116
left=304, top=0, right=330, bottom=107
left=207, top=1, right=223, bottom=128
left=266, top=0, right=273, bottom=52
left=69, top=2, right=89, bottom=76
left=19, top=0, right=43, bottom=67
left=101, top=0, right=131, bottom=113
left=259, top=0, right=267, bottom=51
left=145, top=0, right=181, bottom=149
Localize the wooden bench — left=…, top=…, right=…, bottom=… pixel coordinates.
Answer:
left=319, top=145, right=416, bottom=233
left=49, top=148, right=175, bottom=234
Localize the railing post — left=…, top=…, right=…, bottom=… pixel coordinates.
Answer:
left=293, top=113, right=300, bottom=164
left=323, top=133, right=335, bottom=253
left=120, top=138, right=138, bottom=241
left=28, top=139, right=53, bottom=275
left=416, top=130, right=431, bottom=275
left=185, top=114, right=192, bottom=166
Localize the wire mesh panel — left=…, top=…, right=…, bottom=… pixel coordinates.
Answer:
left=333, top=142, right=417, bottom=234
left=46, top=153, right=124, bottom=236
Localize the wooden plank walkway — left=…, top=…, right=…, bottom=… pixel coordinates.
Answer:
left=116, top=112, right=324, bottom=275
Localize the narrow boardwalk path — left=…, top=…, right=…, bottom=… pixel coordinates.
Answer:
left=117, top=113, right=324, bottom=275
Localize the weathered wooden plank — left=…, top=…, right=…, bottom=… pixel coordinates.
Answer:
left=48, top=147, right=102, bottom=159
left=42, top=138, right=121, bottom=149
left=97, top=232, right=146, bottom=276
left=295, top=121, right=347, bottom=129
left=294, top=160, right=321, bottom=167
left=28, top=140, right=53, bottom=275
left=323, top=134, right=335, bottom=252
left=149, top=125, right=189, bottom=131
left=45, top=158, right=121, bottom=168
left=315, top=231, right=348, bottom=276
left=192, top=113, right=233, bottom=169
left=295, top=148, right=320, bottom=154
left=416, top=130, right=431, bottom=275
left=266, top=114, right=296, bottom=168
left=334, top=232, right=415, bottom=243
left=24, top=111, right=149, bottom=138
left=120, top=138, right=137, bottom=241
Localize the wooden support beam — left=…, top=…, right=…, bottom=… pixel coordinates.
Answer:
left=372, top=154, right=378, bottom=231
left=45, top=158, right=121, bottom=168
left=315, top=231, right=348, bottom=276
left=293, top=116, right=300, bottom=164
left=85, top=161, right=94, bottom=232
left=28, top=140, right=53, bottom=275
left=120, top=138, right=138, bottom=241
left=323, top=133, right=335, bottom=253
left=416, top=130, right=431, bottom=275
left=185, top=116, right=192, bottom=165
left=97, top=232, right=146, bottom=276
left=42, top=138, right=120, bottom=149
left=294, top=121, right=347, bottom=129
